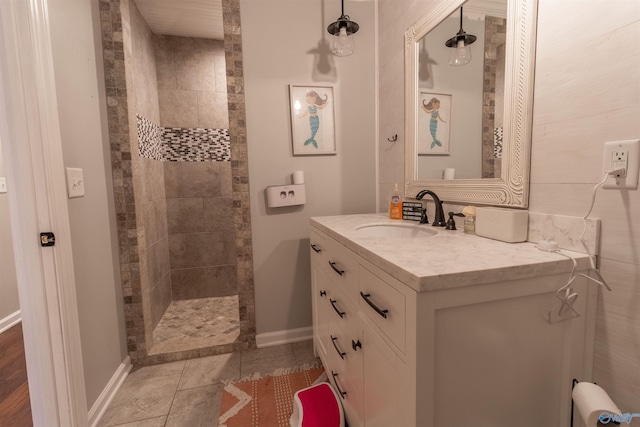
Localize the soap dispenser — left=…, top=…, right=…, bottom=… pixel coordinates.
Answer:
left=389, top=183, right=402, bottom=220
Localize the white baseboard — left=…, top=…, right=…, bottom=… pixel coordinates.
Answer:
left=88, top=355, right=132, bottom=427
left=255, top=326, right=313, bottom=348
left=0, top=310, right=21, bottom=334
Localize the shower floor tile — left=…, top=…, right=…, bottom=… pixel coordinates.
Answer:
left=149, top=296, right=240, bottom=355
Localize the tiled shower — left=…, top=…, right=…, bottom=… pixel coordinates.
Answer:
left=129, top=2, right=239, bottom=355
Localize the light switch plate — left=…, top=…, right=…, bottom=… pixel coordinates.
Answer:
left=0, top=177, right=6, bottom=194
left=65, top=167, right=85, bottom=198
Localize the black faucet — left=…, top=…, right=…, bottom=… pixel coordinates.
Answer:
left=415, top=190, right=446, bottom=227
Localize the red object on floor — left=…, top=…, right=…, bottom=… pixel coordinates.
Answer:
left=291, top=382, right=344, bottom=427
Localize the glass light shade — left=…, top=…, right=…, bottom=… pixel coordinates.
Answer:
left=449, top=39, right=471, bottom=66
left=332, top=27, right=355, bottom=57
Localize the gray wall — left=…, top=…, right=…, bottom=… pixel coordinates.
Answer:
left=378, top=0, right=640, bottom=417
left=241, top=0, right=377, bottom=335
left=47, top=0, right=127, bottom=409
left=0, top=140, right=20, bottom=322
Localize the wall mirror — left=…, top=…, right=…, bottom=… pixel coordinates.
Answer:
left=404, top=0, right=538, bottom=207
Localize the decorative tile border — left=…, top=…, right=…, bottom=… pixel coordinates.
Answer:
left=136, top=115, right=164, bottom=161
left=164, top=127, right=230, bottom=161
left=494, top=126, right=503, bottom=159
left=136, top=114, right=231, bottom=162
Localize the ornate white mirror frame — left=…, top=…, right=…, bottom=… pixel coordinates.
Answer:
left=404, top=0, right=538, bottom=207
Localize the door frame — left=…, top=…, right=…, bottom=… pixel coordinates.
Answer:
left=0, top=0, right=88, bottom=425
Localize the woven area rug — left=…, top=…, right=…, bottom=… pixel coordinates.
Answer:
left=218, top=365, right=326, bottom=427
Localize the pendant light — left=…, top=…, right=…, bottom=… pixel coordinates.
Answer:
left=445, top=7, right=476, bottom=66
left=327, top=0, right=359, bottom=57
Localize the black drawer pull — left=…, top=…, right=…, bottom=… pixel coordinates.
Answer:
left=331, top=335, right=346, bottom=359
left=320, top=290, right=326, bottom=297
left=329, top=261, right=344, bottom=276
left=330, top=299, right=345, bottom=318
left=331, top=371, right=347, bottom=399
left=311, top=244, right=322, bottom=253
left=352, top=339, right=362, bottom=352
left=360, top=292, right=388, bottom=319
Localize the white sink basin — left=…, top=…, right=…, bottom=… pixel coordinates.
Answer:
left=355, top=223, right=438, bottom=238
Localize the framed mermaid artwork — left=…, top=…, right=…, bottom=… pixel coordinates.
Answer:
left=418, top=92, right=452, bottom=155
left=289, top=84, right=336, bottom=155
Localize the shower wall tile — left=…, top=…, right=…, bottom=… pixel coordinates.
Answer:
left=214, top=53, right=227, bottom=93
left=130, top=0, right=160, bottom=124
left=163, top=162, right=182, bottom=198
left=147, top=236, right=170, bottom=288
left=144, top=159, right=167, bottom=202
left=198, top=92, right=229, bottom=129
left=150, top=273, right=172, bottom=328
left=154, top=43, right=176, bottom=90
left=154, top=35, right=228, bottom=131
left=168, top=232, right=237, bottom=269
left=219, top=162, right=232, bottom=198
left=143, top=199, right=168, bottom=247
left=158, top=90, right=199, bottom=128
left=181, top=162, right=222, bottom=198
left=171, top=265, right=238, bottom=300
left=167, top=198, right=204, bottom=234
left=175, top=49, right=216, bottom=92
left=203, top=198, right=234, bottom=232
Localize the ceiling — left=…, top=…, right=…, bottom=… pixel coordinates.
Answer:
left=135, top=0, right=223, bottom=40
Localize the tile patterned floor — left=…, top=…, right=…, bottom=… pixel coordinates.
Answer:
left=150, top=296, right=240, bottom=355
left=98, top=340, right=320, bottom=427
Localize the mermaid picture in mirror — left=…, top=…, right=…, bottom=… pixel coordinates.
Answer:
left=418, top=92, right=451, bottom=155
left=290, top=85, right=336, bottom=155
left=423, top=98, right=446, bottom=148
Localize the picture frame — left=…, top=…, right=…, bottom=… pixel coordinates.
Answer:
left=418, top=91, right=452, bottom=155
left=289, top=84, right=336, bottom=155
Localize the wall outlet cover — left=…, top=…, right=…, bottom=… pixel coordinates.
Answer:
left=65, top=167, right=85, bottom=198
left=602, top=139, right=640, bottom=190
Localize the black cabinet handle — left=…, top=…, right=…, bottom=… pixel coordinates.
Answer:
left=330, top=299, right=345, bottom=318
left=331, top=335, right=346, bottom=359
left=311, top=244, right=322, bottom=253
left=352, top=339, right=362, bottom=352
left=320, top=290, right=326, bottom=297
left=360, top=292, right=389, bottom=319
left=331, top=371, right=347, bottom=399
left=329, top=261, right=344, bottom=276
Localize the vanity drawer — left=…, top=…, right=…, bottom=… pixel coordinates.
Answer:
left=358, top=263, right=406, bottom=354
left=324, top=236, right=360, bottom=303
left=310, top=229, right=328, bottom=266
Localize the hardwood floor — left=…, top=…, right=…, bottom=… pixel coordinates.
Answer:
left=0, top=323, right=33, bottom=427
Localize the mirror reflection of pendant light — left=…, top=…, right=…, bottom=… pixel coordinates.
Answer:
left=445, top=7, right=476, bottom=66
left=327, top=0, right=359, bottom=57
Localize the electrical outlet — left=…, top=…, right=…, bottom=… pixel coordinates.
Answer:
left=602, top=139, right=640, bottom=190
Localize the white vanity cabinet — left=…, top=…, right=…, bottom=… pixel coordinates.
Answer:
left=310, top=216, right=597, bottom=427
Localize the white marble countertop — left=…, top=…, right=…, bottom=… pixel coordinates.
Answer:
left=310, top=213, right=592, bottom=293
